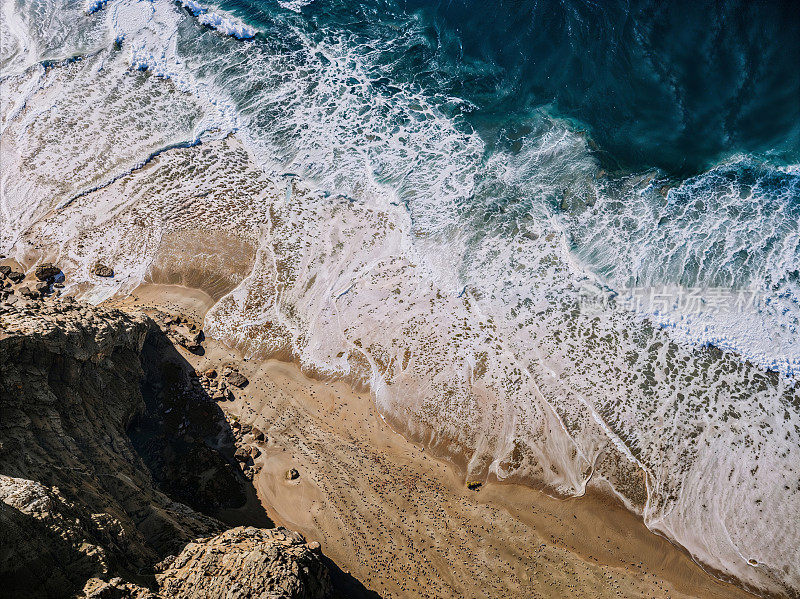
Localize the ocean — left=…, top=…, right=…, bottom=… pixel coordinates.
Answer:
left=1, top=0, right=798, bottom=595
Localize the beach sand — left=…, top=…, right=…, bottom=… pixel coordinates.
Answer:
left=107, top=283, right=759, bottom=599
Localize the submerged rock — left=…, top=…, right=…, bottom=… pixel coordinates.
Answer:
left=92, top=263, right=114, bottom=277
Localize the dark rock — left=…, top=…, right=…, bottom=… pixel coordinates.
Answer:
left=0, top=305, right=221, bottom=597
left=225, top=370, right=248, bottom=388
left=285, top=468, right=300, bottom=481
left=34, top=262, right=61, bottom=281
left=35, top=281, right=50, bottom=295
left=234, top=446, right=250, bottom=463
left=92, top=263, right=114, bottom=277
left=8, top=271, right=24, bottom=283
left=0, top=265, right=11, bottom=278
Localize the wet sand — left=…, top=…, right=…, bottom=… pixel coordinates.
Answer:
left=109, top=283, right=759, bottom=599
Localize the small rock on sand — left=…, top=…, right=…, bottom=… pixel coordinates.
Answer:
left=225, top=370, right=248, bottom=388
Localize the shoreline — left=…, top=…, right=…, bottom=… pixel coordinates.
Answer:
left=105, top=283, right=762, bottom=599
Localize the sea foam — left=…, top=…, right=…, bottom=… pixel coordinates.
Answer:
left=179, top=0, right=256, bottom=39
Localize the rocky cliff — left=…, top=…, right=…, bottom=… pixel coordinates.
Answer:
left=0, top=292, right=331, bottom=599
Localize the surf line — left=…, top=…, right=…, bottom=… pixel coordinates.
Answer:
left=56, top=136, right=213, bottom=211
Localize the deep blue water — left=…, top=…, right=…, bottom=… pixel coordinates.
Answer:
left=224, top=0, right=800, bottom=177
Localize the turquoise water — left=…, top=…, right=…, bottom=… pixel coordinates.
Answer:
left=189, top=0, right=800, bottom=374
left=237, top=0, right=800, bottom=176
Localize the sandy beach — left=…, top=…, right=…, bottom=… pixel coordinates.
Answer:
left=104, top=283, right=760, bottom=599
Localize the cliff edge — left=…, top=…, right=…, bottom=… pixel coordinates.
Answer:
left=0, top=293, right=331, bottom=599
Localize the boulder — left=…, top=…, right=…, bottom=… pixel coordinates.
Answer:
left=155, top=527, right=331, bottom=599
left=234, top=447, right=251, bottom=464
left=18, top=286, right=37, bottom=298
left=34, top=262, right=61, bottom=281
left=225, top=370, right=248, bottom=388
left=92, top=263, right=114, bottom=278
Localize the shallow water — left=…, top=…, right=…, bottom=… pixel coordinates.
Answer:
left=1, top=0, right=799, bottom=595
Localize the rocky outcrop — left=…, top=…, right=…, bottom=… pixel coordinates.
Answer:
left=78, top=527, right=331, bottom=599
left=0, top=298, right=220, bottom=596
left=156, top=527, right=330, bottom=599
left=0, top=296, right=332, bottom=599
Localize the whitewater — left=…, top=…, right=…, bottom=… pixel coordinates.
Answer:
left=1, top=0, right=798, bottom=596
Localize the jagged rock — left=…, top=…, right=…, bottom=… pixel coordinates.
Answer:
left=0, top=265, right=11, bottom=278
left=92, top=263, right=114, bottom=277
left=285, top=468, right=300, bottom=481
left=7, top=270, right=24, bottom=283
left=168, top=327, right=203, bottom=354
left=156, top=527, right=331, bottom=599
left=34, top=262, right=61, bottom=281
left=35, top=280, right=50, bottom=294
left=204, top=368, right=217, bottom=379
left=234, top=446, right=251, bottom=464
left=0, top=476, right=112, bottom=595
left=81, top=577, right=158, bottom=598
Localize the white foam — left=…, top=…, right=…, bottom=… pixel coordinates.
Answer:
left=565, top=156, right=800, bottom=378
left=277, top=0, right=315, bottom=13
left=85, top=0, right=108, bottom=15
left=178, top=0, right=256, bottom=39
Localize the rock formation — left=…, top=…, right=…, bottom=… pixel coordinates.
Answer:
left=0, top=293, right=332, bottom=599
left=156, top=527, right=330, bottom=599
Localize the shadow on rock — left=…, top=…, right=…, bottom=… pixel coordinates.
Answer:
left=129, top=322, right=272, bottom=529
